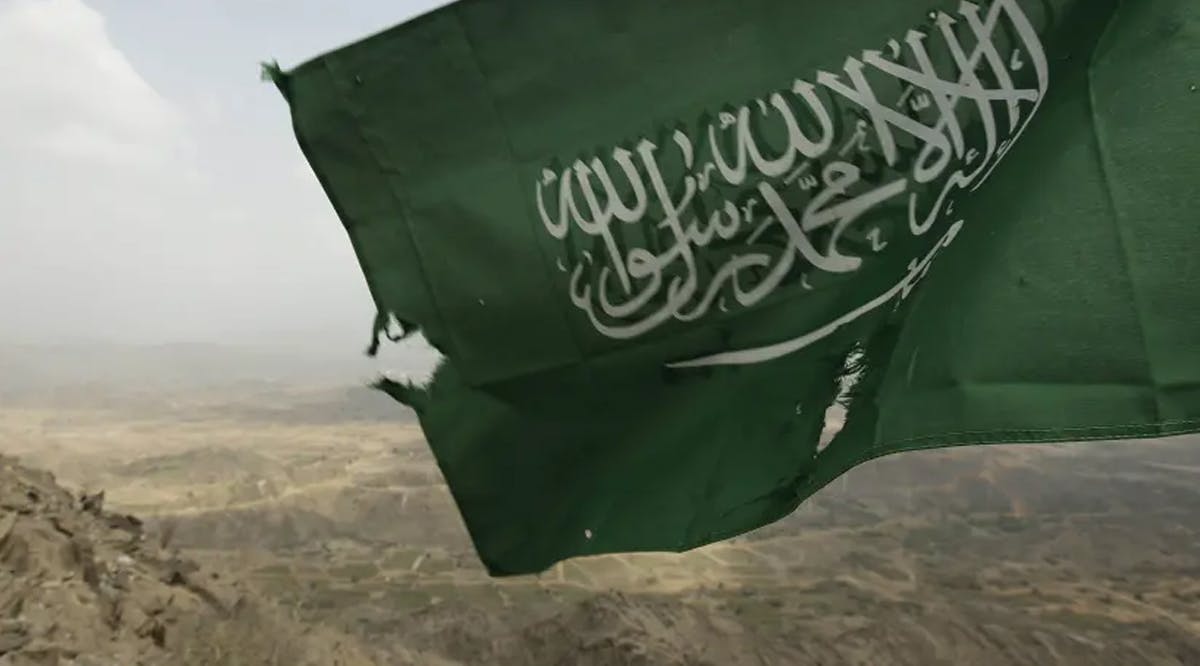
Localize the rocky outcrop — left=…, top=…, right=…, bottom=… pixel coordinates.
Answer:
left=0, top=455, right=379, bottom=666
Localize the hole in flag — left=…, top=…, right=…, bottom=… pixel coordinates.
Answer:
left=818, top=346, right=864, bottom=453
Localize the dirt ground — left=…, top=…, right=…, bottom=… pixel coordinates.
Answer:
left=2, top=345, right=1199, bottom=665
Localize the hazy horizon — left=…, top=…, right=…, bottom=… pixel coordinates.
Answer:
left=1, top=0, right=452, bottom=358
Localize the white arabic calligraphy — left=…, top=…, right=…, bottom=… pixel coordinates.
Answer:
left=535, top=0, right=1049, bottom=366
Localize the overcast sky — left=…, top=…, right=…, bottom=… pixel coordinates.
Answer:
left=0, top=0, right=450, bottom=359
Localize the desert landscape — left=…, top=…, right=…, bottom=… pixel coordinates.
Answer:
left=2, top=343, right=1199, bottom=665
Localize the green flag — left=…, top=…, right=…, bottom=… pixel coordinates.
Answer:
left=270, top=0, right=1200, bottom=576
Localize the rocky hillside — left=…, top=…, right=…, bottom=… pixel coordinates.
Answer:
left=0, top=454, right=391, bottom=666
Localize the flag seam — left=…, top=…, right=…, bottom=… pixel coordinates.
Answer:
left=875, top=418, right=1200, bottom=448
left=1084, top=1, right=1165, bottom=424
left=319, top=56, right=457, bottom=361
left=448, top=6, right=592, bottom=370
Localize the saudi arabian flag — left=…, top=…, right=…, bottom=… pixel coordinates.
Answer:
left=268, top=0, right=1200, bottom=576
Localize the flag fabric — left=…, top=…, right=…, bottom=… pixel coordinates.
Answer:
left=269, top=0, right=1200, bottom=576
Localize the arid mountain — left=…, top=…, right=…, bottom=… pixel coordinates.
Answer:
left=0, top=454, right=418, bottom=666
left=0, top=342, right=434, bottom=407
left=1, top=345, right=1198, bottom=665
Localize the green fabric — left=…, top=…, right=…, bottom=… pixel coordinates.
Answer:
left=271, top=0, right=1200, bottom=576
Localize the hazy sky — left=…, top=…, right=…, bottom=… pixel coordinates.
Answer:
left=0, top=0, right=450, bottom=356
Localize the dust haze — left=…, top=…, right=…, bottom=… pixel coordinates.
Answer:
left=2, top=1, right=1199, bottom=664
